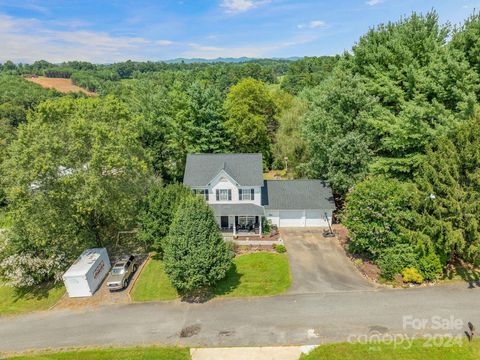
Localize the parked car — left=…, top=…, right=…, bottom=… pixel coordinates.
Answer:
left=106, top=255, right=137, bottom=291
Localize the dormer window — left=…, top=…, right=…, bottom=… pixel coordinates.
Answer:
left=239, top=188, right=255, bottom=201
left=216, top=189, right=232, bottom=201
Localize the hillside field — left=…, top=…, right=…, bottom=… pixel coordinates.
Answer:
left=25, top=76, right=96, bottom=96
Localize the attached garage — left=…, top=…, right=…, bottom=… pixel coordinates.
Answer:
left=306, top=210, right=328, bottom=227
left=263, top=180, right=336, bottom=228
left=279, top=210, right=304, bottom=227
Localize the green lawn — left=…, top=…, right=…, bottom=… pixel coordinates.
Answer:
left=214, top=252, right=291, bottom=297
left=0, top=284, right=65, bottom=316
left=131, top=257, right=178, bottom=301
left=301, top=339, right=480, bottom=360
left=9, top=347, right=190, bottom=360
left=131, top=252, right=291, bottom=301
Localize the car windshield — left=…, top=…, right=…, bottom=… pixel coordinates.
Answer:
left=112, top=267, right=125, bottom=275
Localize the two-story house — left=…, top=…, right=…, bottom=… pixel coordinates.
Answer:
left=183, top=153, right=336, bottom=236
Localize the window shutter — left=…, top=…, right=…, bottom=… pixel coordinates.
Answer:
left=205, top=190, right=209, bottom=201
left=228, top=189, right=232, bottom=200
left=216, top=190, right=219, bottom=201
left=251, top=188, right=255, bottom=200
left=239, top=189, right=243, bottom=200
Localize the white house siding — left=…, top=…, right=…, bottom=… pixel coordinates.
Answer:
left=208, top=172, right=262, bottom=206
left=265, top=210, right=280, bottom=227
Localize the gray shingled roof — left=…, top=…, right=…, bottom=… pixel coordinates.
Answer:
left=183, top=153, right=264, bottom=187
left=209, top=203, right=265, bottom=216
left=262, top=180, right=336, bottom=210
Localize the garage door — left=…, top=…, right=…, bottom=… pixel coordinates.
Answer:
left=279, top=210, right=304, bottom=227
left=306, top=210, right=327, bottom=227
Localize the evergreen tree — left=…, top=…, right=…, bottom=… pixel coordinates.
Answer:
left=416, top=114, right=480, bottom=265
left=163, top=196, right=232, bottom=295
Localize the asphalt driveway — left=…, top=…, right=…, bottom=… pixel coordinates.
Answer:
left=281, top=228, right=374, bottom=294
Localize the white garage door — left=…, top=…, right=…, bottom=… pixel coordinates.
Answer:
left=279, top=210, right=304, bottom=227
left=306, top=210, right=327, bottom=227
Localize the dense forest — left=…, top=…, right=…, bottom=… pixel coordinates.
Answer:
left=1, top=11, right=480, bottom=285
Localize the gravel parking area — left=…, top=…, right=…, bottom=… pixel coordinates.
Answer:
left=53, top=255, right=148, bottom=310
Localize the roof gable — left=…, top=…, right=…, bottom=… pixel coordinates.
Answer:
left=209, top=169, right=239, bottom=187
left=183, top=153, right=264, bottom=187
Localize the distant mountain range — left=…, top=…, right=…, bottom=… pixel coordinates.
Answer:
left=163, top=57, right=302, bottom=64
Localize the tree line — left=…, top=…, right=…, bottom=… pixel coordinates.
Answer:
left=1, top=10, right=480, bottom=286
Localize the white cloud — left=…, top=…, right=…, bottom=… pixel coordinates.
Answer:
left=157, top=39, right=174, bottom=46
left=366, top=0, right=383, bottom=6
left=183, top=35, right=316, bottom=59
left=221, top=0, right=271, bottom=14
left=297, top=20, right=326, bottom=29
left=0, top=13, right=164, bottom=63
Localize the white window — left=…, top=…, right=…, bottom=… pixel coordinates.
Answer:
left=216, top=189, right=231, bottom=201
left=239, top=188, right=255, bottom=201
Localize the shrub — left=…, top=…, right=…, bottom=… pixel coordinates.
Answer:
left=402, top=267, right=424, bottom=284
left=353, top=258, right=364, bottom=267
left=262, top=217, right=272, bottom=234
left=0, top=252, right=65, bottom=287
left=377, top=244, right=418, bottom=280
left=163, top=196, right=233, bottom=295
left=225, top=240, right=236, bottom=256
left=273, top=244, right=287, bottom=253
left=418, top=252, right=443, bottom=280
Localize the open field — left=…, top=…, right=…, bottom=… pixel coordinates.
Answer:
left=25, top=77, right=96, bottom=96
left=8, top=347, right=190, bottom=360
left=0, top=284, right=65, bottom=316
left=131, top=252, right=291, bottom=301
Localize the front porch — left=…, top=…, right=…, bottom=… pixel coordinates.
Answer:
left=219, top=215, right=263, bottom=237
left=210, top=203, right=265, bottom=239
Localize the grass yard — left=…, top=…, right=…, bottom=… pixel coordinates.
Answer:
left=301, top=339, right=480, bottom=360
left=214, top=252, right=291, bottom=297
left=131, top=252, right=291, bottom=301
left=131, top=257, right=178, bottom=302
left=0, top=284, right=65, bottom=315
left=9, top=347, right=190, bottom=360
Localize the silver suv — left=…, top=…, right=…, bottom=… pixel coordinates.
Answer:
left=106, top=255, right=137, bottom=291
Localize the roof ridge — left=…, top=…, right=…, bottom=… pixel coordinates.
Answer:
left=188, top=153, right=262, bottom=156
left=265, top=179, right=328, bottom=182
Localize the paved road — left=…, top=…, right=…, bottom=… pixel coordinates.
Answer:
left=281, top=229, right=373, bottom=294
left=0, top=283, right=479, bottom=353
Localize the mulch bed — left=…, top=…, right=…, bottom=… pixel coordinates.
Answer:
left=234, top=245, right=276, bottom=255
left=333, top=224, right=382, bottom=283
left=233, top=232, right=280, bottom=241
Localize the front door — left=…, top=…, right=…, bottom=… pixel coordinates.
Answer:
left=220, top=216, right=229, bottom=229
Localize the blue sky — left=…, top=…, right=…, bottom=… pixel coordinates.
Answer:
left=0, top=0, right=478, bottom=63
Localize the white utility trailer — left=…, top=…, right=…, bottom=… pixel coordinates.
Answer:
left=62, top=248, right=111, bottom=298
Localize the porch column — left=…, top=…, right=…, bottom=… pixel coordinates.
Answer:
left=233, top=217, right=236, bottom=237
left=259, top=216, right=262, bottom=238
